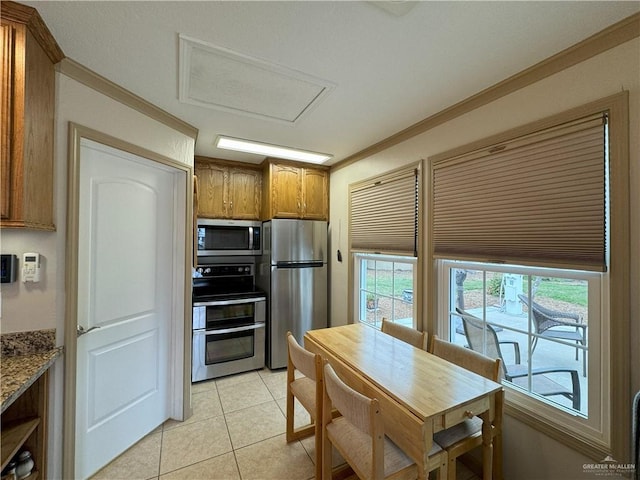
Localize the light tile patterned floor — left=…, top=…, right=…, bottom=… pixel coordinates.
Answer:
left=90, top=368, right=480, bottom=480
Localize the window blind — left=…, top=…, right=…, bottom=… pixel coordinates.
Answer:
left=432, top=113, right=607, bottom=271
left=350, top=166, right=418, bottom=256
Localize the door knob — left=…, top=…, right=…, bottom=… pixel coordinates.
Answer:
left=77, top=325, right=100, bottom=338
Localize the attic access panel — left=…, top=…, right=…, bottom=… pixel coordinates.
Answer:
left=179, top=35, right=335, bottom=124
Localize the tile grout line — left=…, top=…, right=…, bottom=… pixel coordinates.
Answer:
left=220, top=385, right=244, bottom=479
left=156, top=425, right=164, bottom=479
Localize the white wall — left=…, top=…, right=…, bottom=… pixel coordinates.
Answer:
left=329, top=38, right=640, bottom=478
left=0, top=70, right=195, bottom=479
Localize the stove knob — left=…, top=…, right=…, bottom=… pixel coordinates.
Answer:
left=204, top=268, right=211, bottom=274
left=237, top=267, right=244, bottom=273
left=245, top=267, right=251, bottom=272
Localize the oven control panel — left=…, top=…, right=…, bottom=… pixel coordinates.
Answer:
left=194, top=264, right=253, bottom=278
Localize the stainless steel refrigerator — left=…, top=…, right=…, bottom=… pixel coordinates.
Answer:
left=257, top=219, right=328, bottom=369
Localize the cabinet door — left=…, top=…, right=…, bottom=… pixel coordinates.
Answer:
left=302, top=168, right=328, bottom=220
left=0, top=14, right=57, bottom=230
left=228, top=168, right=261, bottom=220
left=271, top=164, right=302, bottom=218
left=195, top=163, right=227, bottom=218
left=1, top=23, right=13, bottom=220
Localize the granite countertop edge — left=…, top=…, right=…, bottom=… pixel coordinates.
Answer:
left=1, top=347, right=63, bottom=414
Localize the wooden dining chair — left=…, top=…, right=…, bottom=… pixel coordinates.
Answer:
left=286, top=331, right=323, bottom=480
left=321, top=362, right=446, bottom=480
left=381, top=318, right=428, bottom=350
left=429, top=335, right=502, bottom=480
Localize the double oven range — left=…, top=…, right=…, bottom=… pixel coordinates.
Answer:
left=192, top=261, right=266, bottom=382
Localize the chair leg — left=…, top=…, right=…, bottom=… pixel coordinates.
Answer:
left=286, top=390, right=295, bottom=442
left=322, top=430, right=334, bottom=480
left=447, top=455, right=457, bottom=480
left=314, top=413, right=322, bottom=480
left=439, top=455, right=448, bottom=480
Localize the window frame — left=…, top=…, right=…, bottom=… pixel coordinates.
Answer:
left=426, top=92, right=629, bottom=460
left=437, top=260, right=609, bottom=447
left=348, top=161, right=424, bottom=330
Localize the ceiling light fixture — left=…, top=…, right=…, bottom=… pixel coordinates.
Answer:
left=215, top=136, right=332, bottom=164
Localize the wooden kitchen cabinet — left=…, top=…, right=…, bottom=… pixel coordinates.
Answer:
left=1, top=371, right=49, bottom=480
left=262, top=160, right=329, bottom=220
left=194, top=157, right=262, bottom=220
left=301, top=167, right=329, bottom=220
left=1, top=2, right=64, bottom=230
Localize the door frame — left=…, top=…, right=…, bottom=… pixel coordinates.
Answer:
left=62, top=123, right=193, bottom=479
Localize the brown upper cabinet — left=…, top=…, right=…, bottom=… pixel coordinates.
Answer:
left=262, top=160, right=329, bottom=221
left=194, top=157, right=262, bottom=220
left=1, top=2, right=64, bottom=230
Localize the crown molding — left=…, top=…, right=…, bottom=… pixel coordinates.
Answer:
left=57, top=57, right=198, bottom=140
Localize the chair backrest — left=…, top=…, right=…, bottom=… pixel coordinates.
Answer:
left=323, top=363, right=384, bottom=479
left=429, top=334, right=501, bottom=382
left=381, top=318, right=427, bottom=350
left=287, top=331, right=319, bottom=381
left=456, top=308, right=508, bottom=379
left=518, top=294, right=581, bottom=334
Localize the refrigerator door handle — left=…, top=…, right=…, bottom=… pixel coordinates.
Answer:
left=275, top=261, right=325, bottom=269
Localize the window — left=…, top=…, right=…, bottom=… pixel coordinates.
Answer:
left=349, top=162, right=422, bottom=328
left=438, top=261, right=604, bottom=433
left=354, top=254, right=416, bottom=329
left=429, top=93, right=630, bottom=459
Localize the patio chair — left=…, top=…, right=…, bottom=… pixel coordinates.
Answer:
left=429, top=335, right=502, bottom=480
left=518, top=294, right=587, bottom=376
left=456, top=308, right=581, bottom=410
left=381, top=317, right=428, bottom=350
left=321, top=362, right=447, bottom=480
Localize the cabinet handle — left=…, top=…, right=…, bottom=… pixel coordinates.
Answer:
left=230, top=201, right=233, bottom=211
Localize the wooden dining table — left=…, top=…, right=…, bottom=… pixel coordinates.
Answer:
left=304, top=323, right=503, bottom=480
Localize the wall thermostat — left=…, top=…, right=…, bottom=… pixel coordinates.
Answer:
left=22, top=252, right=41, bottom=283
left=1, top=254, right=18, bottom=283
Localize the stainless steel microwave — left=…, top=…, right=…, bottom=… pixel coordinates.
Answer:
left=196, top=219, right=262, bottom=256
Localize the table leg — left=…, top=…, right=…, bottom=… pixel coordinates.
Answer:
left=480, top=409, right=493, bottom=480
left=493, top=389, right=504, bottom=480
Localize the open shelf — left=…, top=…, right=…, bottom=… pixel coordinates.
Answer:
left=0, top=417, right=40, bottom=471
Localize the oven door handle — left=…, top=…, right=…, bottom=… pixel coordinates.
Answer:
left=201, top=323, right=265, bottom=336
left=193, top=297, right=266, bottom=307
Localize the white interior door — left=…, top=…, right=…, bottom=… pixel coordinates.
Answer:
left=75, top=138, right=178, bottom=479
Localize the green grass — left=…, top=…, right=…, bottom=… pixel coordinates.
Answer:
left=364, top=270, right=413, bottom=297
left=363, top=268, right=587, bottom=307
left=534, top=279, right=587, bottom=306
left=460, top=274, right=587, bottom=307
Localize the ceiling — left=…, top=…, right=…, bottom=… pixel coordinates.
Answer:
left=22, top=1, right=640, bottom=166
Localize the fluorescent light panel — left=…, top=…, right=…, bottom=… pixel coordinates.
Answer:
left=216, top=136, right=332, bottom=164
